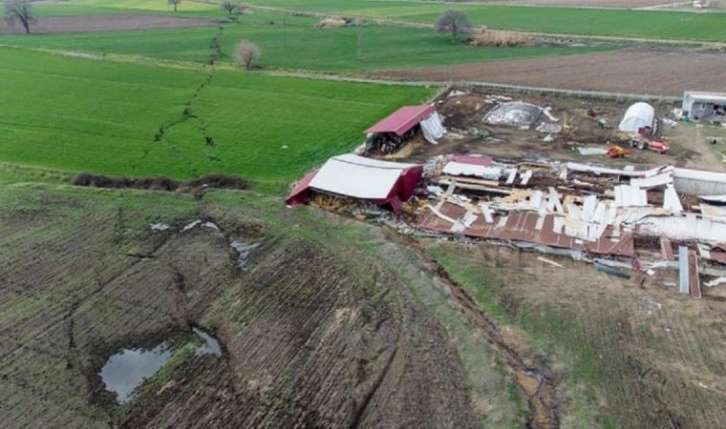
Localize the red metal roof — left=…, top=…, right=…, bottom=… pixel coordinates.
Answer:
left=365, top=104, right=436, bottom=136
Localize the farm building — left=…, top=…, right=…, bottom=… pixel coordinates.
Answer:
left=285, top=154, right=423, bottom=214
left=365, top=104, right=445, bottom=153
left=618, top=102, right=655, bottom=134
left=682, top=91, right=726, bottom=122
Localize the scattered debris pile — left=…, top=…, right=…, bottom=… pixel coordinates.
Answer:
left=484, top=101, right=543, bottom=129
left=413, top=156, right=726, bottom=298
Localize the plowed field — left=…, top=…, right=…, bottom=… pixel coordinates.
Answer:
left=377, top=49, right=726, bottom=96
left=0, top=187, right=478, bottom=428
left=0, top=15, right=213, bottom=34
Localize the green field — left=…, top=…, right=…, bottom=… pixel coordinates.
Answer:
left=0, top=47, right=433, bottom=184
left=238, top=0, right=726, bottom=41
left=4, top=0, right=723, bottom=41
left=0, top=12, right=611, bottom=72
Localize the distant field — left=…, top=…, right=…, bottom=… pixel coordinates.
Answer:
left=0, top=12, right=613, bottom=72
left=0, top=48, right=433, bottom=183
left=239, top=0, right=726, bottom=41
left=4, top=0, right=724, bottom=41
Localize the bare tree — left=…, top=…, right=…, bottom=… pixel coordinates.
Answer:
left=221, top=1, right=238, bottom=18
left=435, top=10, right=471, bottom=43
left=234, top=40, right=260, bottom=71
left=168, top=0, right=181, bottom=13
left=4, top=0, right=37, bottom=34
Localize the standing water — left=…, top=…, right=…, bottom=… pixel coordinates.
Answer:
left=100, top=343, right=172, bottom=403
left=99, top=328, right=223, bottom=403
left=192, top=327, right=222, bottom=357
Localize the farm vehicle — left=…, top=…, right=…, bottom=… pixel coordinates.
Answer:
left=628, top=135, right=669, bottom=154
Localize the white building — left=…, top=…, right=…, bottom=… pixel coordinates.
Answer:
left=682, top=91, right=726, bottom=122
left=618, top=102, right=655, bottom=133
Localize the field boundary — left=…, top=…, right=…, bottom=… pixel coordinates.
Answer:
left=267, top=71, right=681, bottom=102
left=2, top=44, right=679, bottom=102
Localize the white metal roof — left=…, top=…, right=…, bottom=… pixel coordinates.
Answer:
left=308, top=154, right=415, bottom=199
left=443, top=162, right=502, bottom=180
left=684, top=91, right=726, bottom=103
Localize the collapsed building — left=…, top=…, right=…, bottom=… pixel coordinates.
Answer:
left=416, top=156, right=726, bottom=298
left=364, top=104, right=445, bottom=153
left=285, top=154, right=423, bottom=215
left=286, top=95, right=726, bottom=298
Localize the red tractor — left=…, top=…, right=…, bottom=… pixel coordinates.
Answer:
left=629, top=135, right=669, bottom=154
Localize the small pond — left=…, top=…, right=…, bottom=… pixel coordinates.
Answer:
left=100, top=327, right=223, bottom=403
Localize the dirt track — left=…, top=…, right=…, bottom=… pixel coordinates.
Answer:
left=0, top=14, right=214, bottom=34
left=376, top=49, right=726, bottom=96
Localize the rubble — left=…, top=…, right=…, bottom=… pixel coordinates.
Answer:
left=483, top=101, right=543, bottom=128
left=150, top=223, right=170, bottom=232
left=284, top=92, right=726, bottom=298
left=409, top=154, right=726, bottom=298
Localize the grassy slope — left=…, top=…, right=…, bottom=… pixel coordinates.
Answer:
left=0, top=47, right=433, bottom=183
left=0, top=12, right=612, bottom=72
left=240, top=0, right=726, bottom=41
left=429, top=244, right=616, bottom=428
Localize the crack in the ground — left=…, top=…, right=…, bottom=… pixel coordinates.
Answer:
left=146, top=27, right=226, bottom=176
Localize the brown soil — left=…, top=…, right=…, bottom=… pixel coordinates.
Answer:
left=376, top=49, right=726, bottom=96
left=0, top=14, right=215, bottom=35
left=400, top=87, right=699, bottom=169
left=0, top=195, right=478, bottom=428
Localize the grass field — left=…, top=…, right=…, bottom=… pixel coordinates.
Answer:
left=0, top=12, right=613, bottom=72
left=239, top=0, right=726, bottom=41
left=5, top=0, right=724, bottom=41
left=0, top=47, right=433, bottom=184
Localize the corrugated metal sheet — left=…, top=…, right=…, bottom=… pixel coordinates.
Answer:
left=663, top=184, right=683, bottom=214
left=673, top=167, right=726, bottom=196
left=443, top=162, right=502, bottom=180
left=699, top=194, right=726, bottom=203
left=415, top=202, right=634, bottom=257
left=631, top=172, right=674, bottom=189
left=639, top=214, right=726, bottom=242
left=679, top=246, right=689, bottom=294
left=366, top=104, right=435, bottom=136
left=309, top=155, right=414, bottom=199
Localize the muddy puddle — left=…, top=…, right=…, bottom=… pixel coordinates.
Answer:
left=100, top=327, right=223, bottom=403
